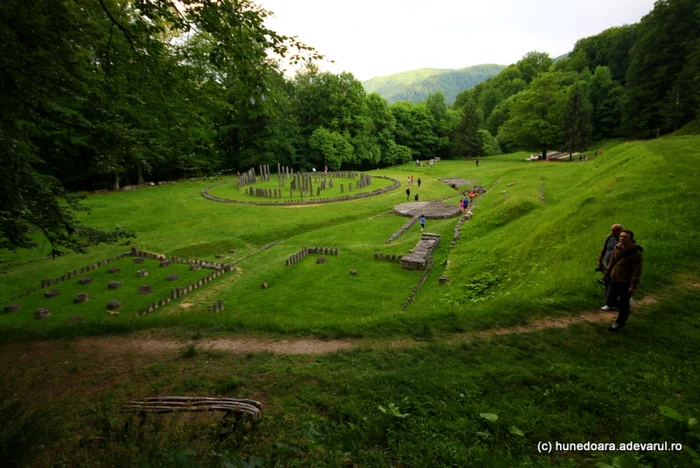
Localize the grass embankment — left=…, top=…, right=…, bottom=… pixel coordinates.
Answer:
left=1, top=135, right=700, bottom=466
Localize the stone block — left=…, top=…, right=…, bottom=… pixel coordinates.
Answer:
left=137, top=270, right=149, bottom=277
left=73, top=293, right=89, bottom=303
left=138, top=285, right=152, bottom=295
left=107, top=281, right=121, bottom=289
left=108, top=267, right=120, bottom=274
left=35, top=308, right=51, bottom=320
left=106, top=300, right=122, bottom=310
left=4, top=304, right=21, bottom=313
left=79, top=277, right=92, bottom=285
left=44, top=290, right=60, bottom=299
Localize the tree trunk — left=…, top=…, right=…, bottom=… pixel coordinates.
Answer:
left=136, top=162, right=144, bottom=185
left=111, top=171, right=120, bottom=190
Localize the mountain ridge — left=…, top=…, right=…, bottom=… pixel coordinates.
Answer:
left=362, top=64, right=507, bottom=105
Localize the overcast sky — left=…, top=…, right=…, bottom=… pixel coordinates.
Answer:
left=259, top=0, right=657, bottom=81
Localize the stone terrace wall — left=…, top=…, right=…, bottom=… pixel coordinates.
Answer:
left=374, top=253, right=403, bottom=263
left=286, top=247, right=338, bottom=266
left=402, top=256, right=434, bottom=310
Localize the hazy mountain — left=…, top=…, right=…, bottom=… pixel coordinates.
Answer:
left=362, top=64, right=506, bottom=105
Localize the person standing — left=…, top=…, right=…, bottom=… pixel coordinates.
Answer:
left=476, top=158, right=480, bottom=167
left=406, top=187, right=411, bottom=201
left=597, top=224, right=623, bottom=272
left=601, top=230, right=643, bottom=331
left=468, top=190, right=476, bottom=205
left=463, top=196, right=470, bottom=213
left=410, top=175, right=414, bottom=186
left=419, top=215, right=425, bottom=232
left=407, top=176, right=411, bottom=186
left=417, top=178, right=421, bottom=188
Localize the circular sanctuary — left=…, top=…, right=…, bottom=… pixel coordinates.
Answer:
left=203, top=164, right=399, bottom=206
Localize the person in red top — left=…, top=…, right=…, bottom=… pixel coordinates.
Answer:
left=468, top=190, right=476, bottom=204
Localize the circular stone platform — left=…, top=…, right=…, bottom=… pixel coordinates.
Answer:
left=393, top=201, right=461, bottom=219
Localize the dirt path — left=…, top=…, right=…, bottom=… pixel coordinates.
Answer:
left=0, top=296, right=659, bottom=360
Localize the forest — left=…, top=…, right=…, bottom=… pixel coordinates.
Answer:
left=1, top=0, right=699, bottom=255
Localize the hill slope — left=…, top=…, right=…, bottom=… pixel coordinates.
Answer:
left=362, top=64, right=506, bottom=104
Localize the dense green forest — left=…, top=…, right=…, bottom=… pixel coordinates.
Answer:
left=1, top=0, right=699, bottom=256
left=362, top=64, right=506, bottom=104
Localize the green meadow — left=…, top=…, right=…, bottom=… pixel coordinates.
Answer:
left=2, top=135, right=700, bottom=466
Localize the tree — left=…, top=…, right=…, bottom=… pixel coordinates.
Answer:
left=561, top=82, right=593, bottom=158
left=505, top=72, right=567, bottom=157
left=390, top=102, right=440, bottom=158
left=308, top=127, right=353, bottom=170
left=0, top=0, right=320, bottom=253
left=451, top=98, right=482, bottom=158
left=477, top=130, right=502, bottom=156
left=623, top=0, right=700, bottom=136
left=589, top=66, right=624, bottom=138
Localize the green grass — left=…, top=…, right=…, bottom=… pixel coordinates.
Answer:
left=2, top=136, right=700, bottom=339
left=0, top=256, right=213, bottom=339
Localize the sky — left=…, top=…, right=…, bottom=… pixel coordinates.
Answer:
left=259, top=0, right=657, bottom=81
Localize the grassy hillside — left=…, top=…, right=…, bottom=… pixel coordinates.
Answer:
left=2, top=136, right=700, bottom=466
left=362, top=64, right=506, bottom=104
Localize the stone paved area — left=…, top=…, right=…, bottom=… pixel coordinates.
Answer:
left=438, top=177, right=477, bottom=188
left=393, top=201, right=461, bottom=219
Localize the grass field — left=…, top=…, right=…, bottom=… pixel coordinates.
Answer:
left=2, top=135, right=700, bottom=466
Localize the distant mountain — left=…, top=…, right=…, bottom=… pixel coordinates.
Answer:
left=553, top=52, right=570, bottom=63
left=362, top=64, right=506, bottom=105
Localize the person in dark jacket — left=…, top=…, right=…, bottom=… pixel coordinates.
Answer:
left=596, top=224, right=623, bottom=272
left=601, top=230, right=643, bottom=331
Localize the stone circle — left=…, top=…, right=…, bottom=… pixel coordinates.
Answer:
left=166, top=274, right=179, bottom=281
left=35, top=308, right=51, bottom=320
left=4, top=304, right=21, bottom=313
left=133, top=257, right=144, bottom=264
left=393, top=201, right=461, bottom=219
left=78, top=277, right=93, bottom=285
left=106, top=300, right=122, bottom=310
left=138, top=285, right=152, bottom=295
left=108, top=267, right=120, bottom=273
left=44, top=290, right=60, bottom=299
left=73, top=293, right=89, bottom=303
left=108, top=281, right=122, bottom=289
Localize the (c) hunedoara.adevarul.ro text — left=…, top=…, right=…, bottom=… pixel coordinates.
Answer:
left=536, top=441, right=683, bottom=453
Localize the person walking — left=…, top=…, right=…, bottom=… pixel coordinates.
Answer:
left=468, top=190, right=476, bottom=205
left=406, top=187, right=411, bottom=201
left=601, top=230, right=643, bottom=331
left=463, top=196, right=470, bottom=213
left=419, top=215, right=425, bottom=232
left=417, top=178, right=422, bottom=188
left=597, top=224, right=623, bottom=272
left=407, top=176, right=411, bottom=186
